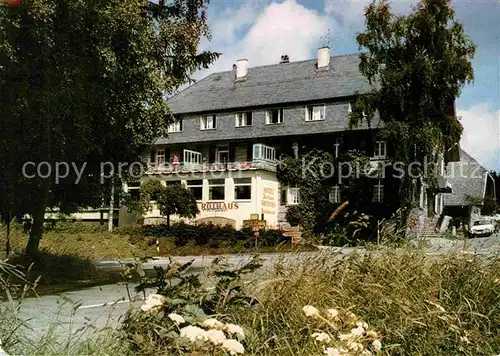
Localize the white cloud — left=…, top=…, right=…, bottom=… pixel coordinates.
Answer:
left=458, top=103, right=500, bottom=171
left=324, top=0, right=417, bottom=29
left=196, top=0, right=331, bottom=79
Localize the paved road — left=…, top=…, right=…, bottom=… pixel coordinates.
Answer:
left=7, top=251, right=330, bottom=343
left=5, top=239, right=499, bottom=343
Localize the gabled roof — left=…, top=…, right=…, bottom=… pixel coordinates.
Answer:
left=166, top=53, right=371, bottom=115
left=444, top=149, right=489, bottom=206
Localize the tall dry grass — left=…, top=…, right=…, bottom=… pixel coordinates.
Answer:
left=232, top=249, right=500, bottom=355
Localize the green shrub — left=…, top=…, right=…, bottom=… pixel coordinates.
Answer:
left=128, top=222, right=290, bottom=249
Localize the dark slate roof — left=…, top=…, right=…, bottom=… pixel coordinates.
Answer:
left=444, top=149, right=488, bottom=206
left=166, top=53, right=370, bottom=114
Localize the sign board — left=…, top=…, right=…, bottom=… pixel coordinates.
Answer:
left=242, top=220, right=267, bottom=229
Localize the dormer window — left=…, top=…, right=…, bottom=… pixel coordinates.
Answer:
left=168, top=117, right=183, bottom=133
left=305, top=105, right=325, bottom=121
left=348, top=102, right=367, bottom=117
left=200, top=115, right=217, bottom=130
left=265, top=108, right=284, bottom=124
left=235, top=112, right=253, bottom=127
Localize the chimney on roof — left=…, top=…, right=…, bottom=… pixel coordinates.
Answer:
left=317, top=46, right=330, bottom=69
left=280, top=55, right=289, bottom=64
left=235, top=59, right=248, bottom=79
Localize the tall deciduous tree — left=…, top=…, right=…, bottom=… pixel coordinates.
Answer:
left=349, top=0, right=475, bottom=228
left=0, top=0, right=219, bottom=258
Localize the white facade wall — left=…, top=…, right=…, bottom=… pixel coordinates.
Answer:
left=140, top=170, right=279, bottom=229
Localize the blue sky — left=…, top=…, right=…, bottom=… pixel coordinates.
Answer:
left=192, top=0, right=500, bottom=171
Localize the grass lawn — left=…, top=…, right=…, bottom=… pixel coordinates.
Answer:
left=0, top=223, right=314, bottom=288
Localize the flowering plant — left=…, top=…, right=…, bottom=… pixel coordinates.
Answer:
left=301, top=305, right=383, bottom=355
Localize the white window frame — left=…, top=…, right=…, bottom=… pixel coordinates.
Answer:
left=305, top=104, right=326, bottom=121
left=234, top=178, right=252, bottom=200
left=373, top=180, right=384, bottom=203
left=373, top=141, right=387, bottom=159
left=253, top=144, right=276, bottom=162
left=288, top=187, right=300, bottom=205
left=186, top=179, right=203, bottom=201
left=208, top=179, right=225, bottom=201
left=334, top=137, right=343, bottom=158
left=265, top=108, right=284, bottom=124
left=183, top=149, right=202, bottom=165
left=235, top=112, right=253, bottom=127
left=156, top=149, right=165, bottom=167
left=168, top=118, right=182, bottom=133
left=329, top=186, right=340, bottom=203
left=200, top=115, right=217, bottom=130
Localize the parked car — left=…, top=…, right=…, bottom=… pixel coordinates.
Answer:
left=470, top=219, right=496, bottom=237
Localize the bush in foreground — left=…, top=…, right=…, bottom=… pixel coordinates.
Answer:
left=118, top=248, right=500, bottom=355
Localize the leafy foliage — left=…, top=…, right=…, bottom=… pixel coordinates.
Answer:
left=126, top=180, right=199, bottom=227
left=349, top=0, right=475, bottom=228
left=120, top=256, right=262, bottom=354
left=0, top=0, right=219, bottom=257
left=129, top=221, right=291, bottom=249
left=277, top=149, right=392, bottom=240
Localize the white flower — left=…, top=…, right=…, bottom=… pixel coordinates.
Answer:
left=302, top=305, right=320, bottom=317
left=204, top=329, right=227, bottom=345
left=459, top=336, right=470, bottom=344
left=140, top=294, right=167, bottom=313
left=312, top=332, right=332, bottom=343
left=356, top=321, right=368, bottom=329
left=221, top=339, right=245, bottom=355
left=366, top=330, right=379, bottom=339
left=372, top=339, right=382, bottom=351
left=344, top=311, right=357, bottom=323
left=326, top=308, right=339, bottom=320
left=350, top=326, right=365, bottom=337
left=179, top=325, right=207, bottom=342
left=202, top=318, right=224, bottom=330
left=224, top=323, right=245, bottom=339
left=323, top=347, right=341, bottom=356
left=347, top=341, right=364, bottom=352
left=168, top=313, right=185, bottom=325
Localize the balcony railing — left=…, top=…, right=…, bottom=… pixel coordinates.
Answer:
left=146, top=160, right=277, bottom=174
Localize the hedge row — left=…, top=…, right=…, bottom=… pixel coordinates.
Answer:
left=131, top=222, right=290, bottom=248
